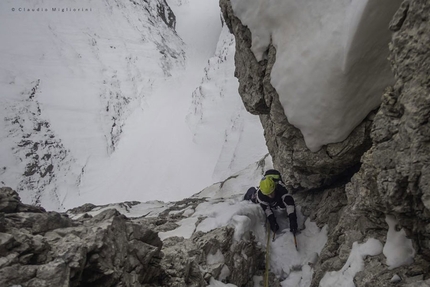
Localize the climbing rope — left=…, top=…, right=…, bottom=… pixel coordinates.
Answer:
left=264, top=223, right=271, bottom=287
left=293, top=231, right=298, bottom=251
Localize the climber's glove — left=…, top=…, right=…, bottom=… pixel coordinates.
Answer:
left=289, top=212, right=298, bottom=233
left=268, top=214, right=279, bottom=233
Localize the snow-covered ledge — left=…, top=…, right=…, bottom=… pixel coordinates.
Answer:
left=230, top=0, right=402, bottom=151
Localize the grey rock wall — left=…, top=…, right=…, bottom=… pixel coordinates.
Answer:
left=346, top=0, right=430, bottom=273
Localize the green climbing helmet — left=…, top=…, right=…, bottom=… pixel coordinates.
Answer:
left=259, top=176, right=276, bottom=195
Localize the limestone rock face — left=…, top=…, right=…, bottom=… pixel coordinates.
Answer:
left=347, top=0, right=430, bottom=268
left=297, top=1, right=430, bottom=286
left=220, top=0, right=374, bottom=191
left=295, top=183, right=429, bottom=287
left=159, top=227, right=263, bottom=287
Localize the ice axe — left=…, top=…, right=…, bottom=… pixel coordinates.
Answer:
left=293, top=230, right=298, bottom=251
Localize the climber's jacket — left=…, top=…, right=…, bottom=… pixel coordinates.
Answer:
left=257, top=183, right=298, bottom=233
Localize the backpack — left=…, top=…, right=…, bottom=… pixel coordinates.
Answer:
left=243, top=187, right=258, bottom=203
left=263, top=169, right=284, bottom=184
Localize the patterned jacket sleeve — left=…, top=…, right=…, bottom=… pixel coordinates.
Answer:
left=279, top=185, right=295, bottom=215
left=256, top=189, right=274, bottom=218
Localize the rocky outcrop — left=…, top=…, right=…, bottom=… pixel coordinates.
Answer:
left=126, top=196, right=265, bottom=286
left=157, top=0, right=176, bottom=29
left=0, top=187, right=163, bottom=287
left=1, top=187, right=264, bottom=286
left=296, top=184, right=429, bottom=287
left=159, top=227, right=264, bottom=286
left=3, top=80, right=77, bottom=209
left=220, top=0, right=374, bottom=192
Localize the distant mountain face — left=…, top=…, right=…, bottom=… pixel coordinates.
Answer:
left=0, top=0, right=185, bottom=209
left=0, top=0, right=268, bottom=210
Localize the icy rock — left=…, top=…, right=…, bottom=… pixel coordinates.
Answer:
left=134, top=197, right=264, bottom=286
left=391, top=274, right=401, bottom=283
left=159, top=225, right=263, bottom=286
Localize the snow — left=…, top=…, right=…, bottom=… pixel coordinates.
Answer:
left=320, top=238, right=383, bottom=287
left=158, top=216, right=198, bottom=240
left=383, top=215, right=415, bottom=269
left=391, top=274, right=401, bottom=283
left=185, top=24, right=267, bottom=183
left=207, top=249, right=225, bottom=265
left=230, top=0, right=402, bottom=151
left=69, top=200, right=171, bottom=220
left=271, top=217, right=328, bottom=285
left=231, top=215, right=252, bottom=241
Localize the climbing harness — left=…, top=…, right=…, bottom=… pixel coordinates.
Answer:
left=264, top=223, right=271, bottom=287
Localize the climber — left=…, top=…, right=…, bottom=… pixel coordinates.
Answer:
left=244, top=169, right=286, bottom=203
left=256, top=170, right=298, bottom=234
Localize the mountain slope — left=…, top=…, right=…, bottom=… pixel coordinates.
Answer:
left=0, top=0, right=268, bottom=210
left=1, top=0, right=185, bottom=210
